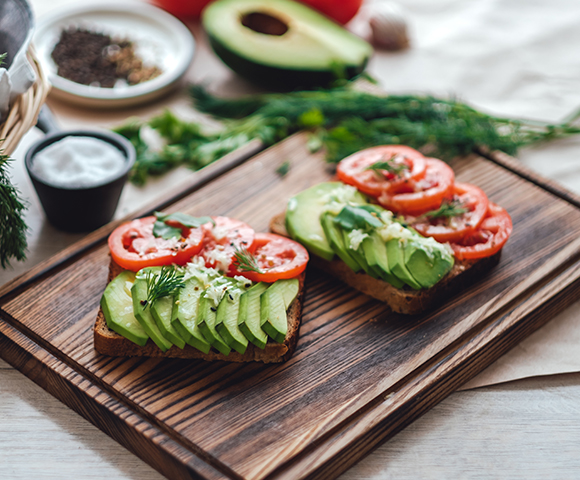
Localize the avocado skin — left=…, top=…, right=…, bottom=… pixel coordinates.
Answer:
left=207, top=34, right=368, bottom=90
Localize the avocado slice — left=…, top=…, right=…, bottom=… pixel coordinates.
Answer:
left=131, top=274, right=173, bottom=352
left=385, top=239, right=423, bottom=290
left=260, top=279, right=299, bottom=344
left=101, top=271, right=149, bottom=347
left=361, top=233, right=405, bottom=288
left=203, top=0, right=372, bottom=89
left=341, top=228, right=377, bottom=278
left=238, top=282, right=269, bottom=349
left=321, top=212, right=361, bottom=272
left=404, top=240, right=455, bottom=289
left=197, top=296, right=231, bottom=356
left=172, top=277, right=211, bottom=354
left=215, top=287, right=248, bottom=354
left=151, top=295, right=186, bottom=349
left=286, top=182, right=368, bottom=261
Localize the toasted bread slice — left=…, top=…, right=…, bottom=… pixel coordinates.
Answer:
left=270, top=212, right=500, bottom=315
left=94, top=259, right=305, bottom=363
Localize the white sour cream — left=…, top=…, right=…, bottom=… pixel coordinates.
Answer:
left=31, top=136, right=127, bottom=188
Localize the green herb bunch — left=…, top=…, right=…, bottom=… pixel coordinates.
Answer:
left=0, top=153, right=28, bottom=268
left=113, top=81, right=580, bottom=186
left=0, top=53, right=28, bottom=269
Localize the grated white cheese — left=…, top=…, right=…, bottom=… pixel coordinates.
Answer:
left=348, top=229, right=369, bottom=251
left=204, top=244, right=232, bottom=272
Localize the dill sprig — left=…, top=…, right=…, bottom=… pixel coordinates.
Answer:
left=422, top=200, right=468, bottom=220
left=0, top=154, right=28, bottom=268
left=145, top=266, right=185, bottom=306
left=233, top=246, right=263, bottom=274
left=365, top=155, right=409, bottom=177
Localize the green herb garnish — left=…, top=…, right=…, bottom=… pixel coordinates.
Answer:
left=152, top=212, right=213, bottom=239
left=422, top=200, right=468, bottom=219
left=145, top=266, right=185, bottom=306
left=333, top=205, right=384, bottom=231
left=275, top=160, right=290, bottom=177
left=365, top=155, right=409, bottom=177
left=233, top=246, right=263, bottom=274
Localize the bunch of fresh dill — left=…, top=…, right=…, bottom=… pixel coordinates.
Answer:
left=113, top=82, right=580, bottom=186
left=0, top=153, right=28, bottom=268
left=0, top=52, right=28, bottom=269
left=190, top=84, right=580, bottom=163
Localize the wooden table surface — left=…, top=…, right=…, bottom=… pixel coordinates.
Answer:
left=3, top=0, right=580, bottom=478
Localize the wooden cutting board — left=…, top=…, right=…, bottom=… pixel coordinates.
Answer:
left=2, top=133, right=580, bottom=480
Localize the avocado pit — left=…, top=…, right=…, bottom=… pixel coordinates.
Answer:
left=241, top=12, right=288, bottom=36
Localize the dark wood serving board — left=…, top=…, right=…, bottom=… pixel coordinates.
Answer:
left=2, top=133, right=580, bottom=480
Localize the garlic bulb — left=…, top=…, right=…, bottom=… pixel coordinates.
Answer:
left=368, top=1, right=410, bottom=51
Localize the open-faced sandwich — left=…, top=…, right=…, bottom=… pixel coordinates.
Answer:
left=271, top=145, right=512, bottom=315
left=94, top=213, right=309, bottom=363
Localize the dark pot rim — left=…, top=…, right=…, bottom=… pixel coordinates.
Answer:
left=24, top=130, right=136, bottom=191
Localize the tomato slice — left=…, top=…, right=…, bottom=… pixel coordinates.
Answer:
left=377, top=157, right=455, bottom=215
left=108, top=216, right=204, bottom=272
left=199, top=216, right=255, bottom=273
left=232, top=233, right=309, bottom=283
left=450, top=203, right=513, bottom=260
left=336, top=145, right=427, bottom=197
left=409, top=183, right=489, bottom=243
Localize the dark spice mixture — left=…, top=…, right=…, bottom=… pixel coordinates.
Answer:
left=51, top=27, right=162, bottom=88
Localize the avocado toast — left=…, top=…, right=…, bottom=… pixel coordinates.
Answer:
left=94, top=213, right=308, bottom=363
left=271, top=180, right=505, bottom=315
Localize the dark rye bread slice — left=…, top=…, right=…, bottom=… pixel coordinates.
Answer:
left=269, top=212, right=500, bottom=315
left=94, top=258, right=305, bottom=363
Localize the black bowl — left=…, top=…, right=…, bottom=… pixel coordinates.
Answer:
left=25, top=130, right=136, bottom=232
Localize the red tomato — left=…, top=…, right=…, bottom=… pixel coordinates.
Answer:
left=409, top=183, right=489, bottom=243
left=450, top=203, right=513, bottom=260
left=377, top=158, right=455, bottom=215
left=108, top=216, right=204, bottom=272
left=298, top=0, right=364, bottom=24
left=336, top=145, right=427, bottom=198
left=200, top=216, right=255, bottom=273
left=233, top=233, right=309, bottom=283
left=151, top=0, right=213, bottom=18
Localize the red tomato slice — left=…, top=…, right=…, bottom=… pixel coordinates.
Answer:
left=108, top=216, right=204, bottom=272
left=336, top=145, right=427, bottom=198
left=233, top=233, right=309, bottom=283
left=409, top=183, right=489, bottom=243
left=377, top=157, right=455, bottom=215
left=199, top=216, right=255, bottom=273
left=450, top=203, right=513, bottom=260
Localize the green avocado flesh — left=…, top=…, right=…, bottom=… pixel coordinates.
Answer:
left=215, top=287, right=248, bottom=354
left=101, top=271, right=148, bottom=347
left=197, top=296, right=232, bottom=356
left=286, top=182, right=367, bottom=262
left=238, top=282, right=269, bottom=349
left=285, top=182, right=455, bottom=290
left=172, top=277, right=211, bottom=354
left=202, top=0, right=372, bottom=89
left=152, top=295, right=185, bottom=349
left=404, top=241, right=454, bottom=289
left=260, top=280, right=297, bottom=344
left=131, top=274, right=173, bottom=352
left=103, top=263, right=300, bottom=354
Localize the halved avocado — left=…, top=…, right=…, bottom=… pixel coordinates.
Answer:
left=202, top=0, right=373, bottom=89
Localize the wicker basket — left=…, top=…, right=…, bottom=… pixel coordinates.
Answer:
left=0, top=45, right=50, bottom=156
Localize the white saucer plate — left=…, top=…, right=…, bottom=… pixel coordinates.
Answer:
left=33, top=2, right=195, bottom=108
